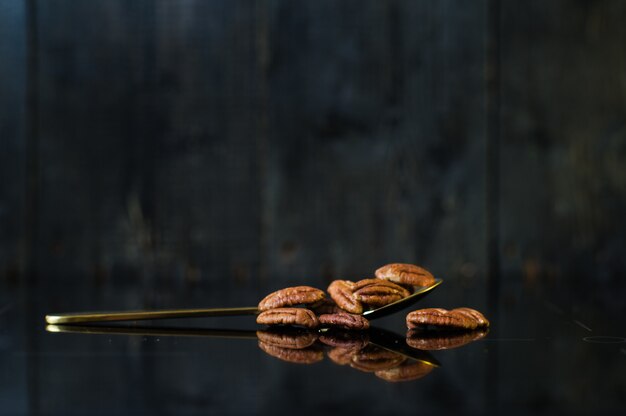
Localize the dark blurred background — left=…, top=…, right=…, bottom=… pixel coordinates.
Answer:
left=2, top=1, right=626, bottom=415
left=2, top=0, right=625, bottom=307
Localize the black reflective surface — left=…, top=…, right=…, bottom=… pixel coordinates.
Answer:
left=2, top=280, right=625, bottom=416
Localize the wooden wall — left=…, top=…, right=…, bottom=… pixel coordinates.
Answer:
left=1, top=0, right=625, bottom=308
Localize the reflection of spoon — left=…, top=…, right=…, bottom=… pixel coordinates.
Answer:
left=367, top=327, right=441, bottom=367
left=46, top=324, right=258, bottom=339
left=45, top=279, right=443, bottom=324
left=45, top=324, right=440, bottom=368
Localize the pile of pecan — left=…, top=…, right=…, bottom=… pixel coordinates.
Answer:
left=256, top=263, right=436, bottom=330
left=254, top=262, right=491, bottom=381
left=256, top=262, right=490, bottom=334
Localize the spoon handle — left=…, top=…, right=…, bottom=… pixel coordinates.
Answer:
left=45, top=306, right=260, bottom=324
left=45, top=279, right=443, bottom=324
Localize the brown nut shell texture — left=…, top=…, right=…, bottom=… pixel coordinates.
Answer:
left=450, top=307, right=490, bottom=327
left=406, top=307, right=490, bottom=330
left=258, top=286, right=325, bottom=311
left=318, top=313, right=370, bottom=330
left=256, top=307, right=320, bottom=328
left=327, top=280, right=363, bottom=314
left=352, top=278, right=411, bottom=307
left=375, top=263, right=436, bottom=287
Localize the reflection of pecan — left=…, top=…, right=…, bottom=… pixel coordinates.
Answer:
left=256, top=329, right=318, bottom=349
left=319, top=313, right=370, bottom=330
left=406, top=308, right=489, bottom=330
left=375, top=361, right=434, bottom=382
left=327, top=280, right=362, bottom=314
left=375, top=263, right=435, bottom=287
left=256, top=308, right=320, bottom=328
left=327, top=347, right=356, bottom=366
left=323, top=329, right=369, bottom=365
left=352, top=279, right=410, bottom=307
left=319, top=329, right=370, bottom=350
left=258, top=286, right=325, bottom=311
left=258, top=341, right=324, bottom=364
left=350, top=346, right=406, bottom=372
left=406, top=328, right=488, bottom=350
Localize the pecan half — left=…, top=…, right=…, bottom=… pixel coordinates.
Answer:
left=375, top=361, right=434, bottom=382
left=406, top=308, right=488, bottom=330
left=257, top=286, right=326, bottom=311
left=350, top=346, right=406, bottom=372
left=256, top=329, right=319, bottom=349
left=353, top=278, right=411, bottom=296
left=256, top=307, right=320, bottom=328
left=258, top=341, right=324, bottom=364
left=319, top=313, right=370, bottom=330
left=356, top=293, right=404, bottom=307
left=451, top=307, right=490, bottom=327
left=352, top=279, right=410, bottom=307
left=375, top=263, right=436, bottom=287
left=327, top=280, right=363, bottom=314
left=406, top=328, right=489, bottom=350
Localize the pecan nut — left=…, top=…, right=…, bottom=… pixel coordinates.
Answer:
left=319, top=313, right=370, bottom=330
left=353, top=278, right=411, bottom=295
left=375, top=361, right=434, bottom=382
left=256, top=307, right=320, bottom=328
left=375, top=263, right=436, bottom=287
left=327, top=280, right=363, bottom=314
left=356, top=293, right=403, bottom=307
left=258, top=341, right=324, bottom=364
left=256, top=329, right=319, bottom=349
left=450, top=307, right=490, bottom=327
left=352, top=279, right=410, bottom=307
left=406, top=308, right=475, bottom=329
left=258, top=286, right=325, bottom=311
left=406, top=307, right=489, bottom=330
left=406, top=328, right=489, bottom=350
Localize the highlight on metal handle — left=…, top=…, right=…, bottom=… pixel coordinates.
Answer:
left=45, top=306, right=260, bottom=325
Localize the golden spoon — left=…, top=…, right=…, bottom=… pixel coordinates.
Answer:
left=45, top=279, right=442, bottom=325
